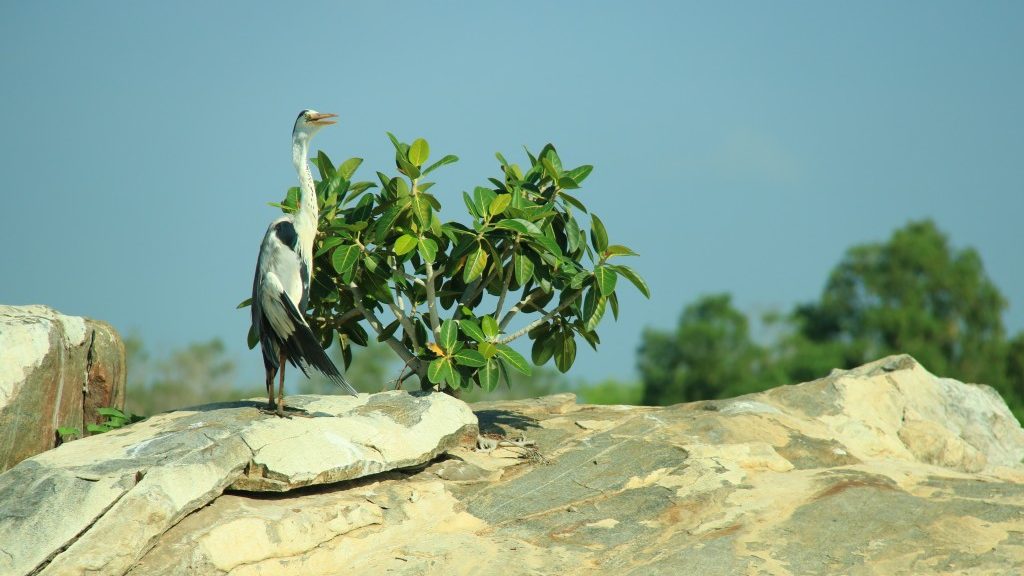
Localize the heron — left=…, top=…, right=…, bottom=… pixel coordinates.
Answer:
left=252, top=109, right=358, bottom=416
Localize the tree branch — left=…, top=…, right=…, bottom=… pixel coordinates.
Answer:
left=493, top=251, right=516, bottom=320
left=387, top=297, right=419, bottom=352
left=423, top=260, right=442, bottom=341
left=348, top=282, right=418, bottom=366
left=499, top=289, right=540, bottom=330
left=496, top=292, right=581, bottom=345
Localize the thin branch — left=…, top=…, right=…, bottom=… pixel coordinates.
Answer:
left=499, top=289, right=539, bottom=330
left=348, top=282, right=418, bottom=366
left=453, top=278, right=481, bottom=320
left=423, top=260, right=442, bottom=341
left=492, top=250, right=516, bottom=320
left=387, top=298, right=419, bottom=352
left=314, top=307, right=363, bottom=330
left=456, top=242, right=513, bottom=320
left=496, top=291, right=582, bottom=345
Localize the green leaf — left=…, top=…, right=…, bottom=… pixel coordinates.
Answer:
left=452, top=348, right=486, bottom=367
left=86, top=423, right=112, bottom=434
left=514, top=252, right=534, bottom=285
left=526, top=234, right=563, bottom=259
left=478, top=341, right=498, bottom=359
left=459, top=319, right=486, bottom=342
left=594, top=265, right=618, bottom=296
left=97, top=407, right=127, bottom=419
left=412, top=195, right=431, bottom=228
left=418, top=237, right=438, bottom=263
left=463, top=191, right=481, bottom=218
left=495, top=344, right=531, bottom=375
left=393, top=234, right=418, bottom=256
left=489, top=194, right=511, bottom=216
left=531, top=333, right=556, bottom=366
left=583, top=287, right=607, bottom=332
left=315, top=236, right=346, bottom=257
left=560, top=192, right=588, bottom=213
left=542, top=158, right=560, bottom=180
left=447, top=368, right=462, bottom=389
left=463, top=245, right=488, bottom=283
left=423, top=154, right=459, bottom=175
left=604, top=244, right=639, bottom=258
left=377, top=319, right=401, bottom=342
left=479, top=359, right=500, bottom=391
left=386, top=132, right=403, bottom=151
left=570, top=271, right=590, bottom=289
left=558, top=176, right=580, bottom=189
left=428, top=358, right=454, bottom=385
left=481, top=315, right=499, bottom=340
left=609, top=291, right=620, bottom=320
left=56, top=426, right=80, bottom=438
left=554, top=331, right=577, bottom=373
left=439, top=319, right=457, bottom=351
left=375, top=204, right=405, bottom=243
left=609, top=264, right=650, bottom=298
left=331, top=244, right=361, bottom=276
left=247, top=324, right=259, bottom=349
left=493, top=218, right=542, bottom=236
left=409, top=138, right=430, bottom=166
left=565, top=217, right=582, bottom=253
left=565, top=165, right=593, bottom=184
left=316, top=151, right=336, bottom=180
left=473, top=187, right=497, bottom=216
left=339, top=157, right=363, bottom=180
left=590, top=214, right=609, bottom=253
left=361, top=269, right=394, bottom=304
left=236, top=297, right=252, bottom=309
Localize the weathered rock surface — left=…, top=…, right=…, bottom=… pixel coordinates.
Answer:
left=138, top=356, right=1024, bottom=576
left=0, top=392, right=477, bottom=576
left=0, top=305, right=126, bottom=471
left=4, top=355, right=1024, bottom=575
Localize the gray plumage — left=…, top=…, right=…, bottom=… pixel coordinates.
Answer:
left=251, top=110, right=355, bottom=415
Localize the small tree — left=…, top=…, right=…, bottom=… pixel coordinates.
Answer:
left=250, top=134, right=648, bottom=394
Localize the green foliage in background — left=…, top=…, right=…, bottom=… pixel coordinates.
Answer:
left=640, top=220, right=1024, bottom=422
left=639, top=294, right=766, bottom=405
left=125, top=336, right=246, bottom=415
left=248, top=134, right=648, bottom=395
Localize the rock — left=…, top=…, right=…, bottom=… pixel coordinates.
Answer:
left=0, top=392, right=477, bottom=576
left=0, top=305, right=126, bottom=471
left=4, top=354, right=1024, bottom=575
left=139, top=356, right=1024, bottom=575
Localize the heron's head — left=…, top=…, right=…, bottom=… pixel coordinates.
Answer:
left=293, top=109, right=337, bottom=141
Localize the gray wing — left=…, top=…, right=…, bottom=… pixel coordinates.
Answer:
left=253, top=217, right=356, bottom=395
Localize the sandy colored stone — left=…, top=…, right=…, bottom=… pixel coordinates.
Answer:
left=0, top=305, right=126, bottom=471
left=0, top=391, right=477, bottom=576
left=6, top=354, right=1024, bottom=575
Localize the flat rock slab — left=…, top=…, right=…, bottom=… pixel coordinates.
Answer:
left=130, top=356, right=1024, bottom=575
left=0, top=391, right=477, bottom=576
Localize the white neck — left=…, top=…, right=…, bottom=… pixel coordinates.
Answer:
left=292, top=136, right=319, bottom=227
left=291, top=135, right=318, bottom=280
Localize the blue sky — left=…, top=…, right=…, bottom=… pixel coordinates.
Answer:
left=2, top=2, right=1022, bottom=387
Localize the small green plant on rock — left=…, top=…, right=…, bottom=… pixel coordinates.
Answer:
left=245, top=134, right=649, bottom=394
left=87, top=407, right=145, bottom=434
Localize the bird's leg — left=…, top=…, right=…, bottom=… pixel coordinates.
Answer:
left=277, top=349, right=288, bottom=417
left=265, top=366, right=277, bottom=412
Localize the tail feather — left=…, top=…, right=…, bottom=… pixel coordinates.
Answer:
left=278, top=295, right=359, bottom=396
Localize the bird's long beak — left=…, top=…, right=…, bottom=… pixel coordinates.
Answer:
left=309, top=112, right=338, bottom=126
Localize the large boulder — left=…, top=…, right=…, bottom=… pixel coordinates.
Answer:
left=0, top=305, right=126, bottom=471
left=2, top=355, right=1024, bottom=575
left=0, top=392, right=477, bottom=576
